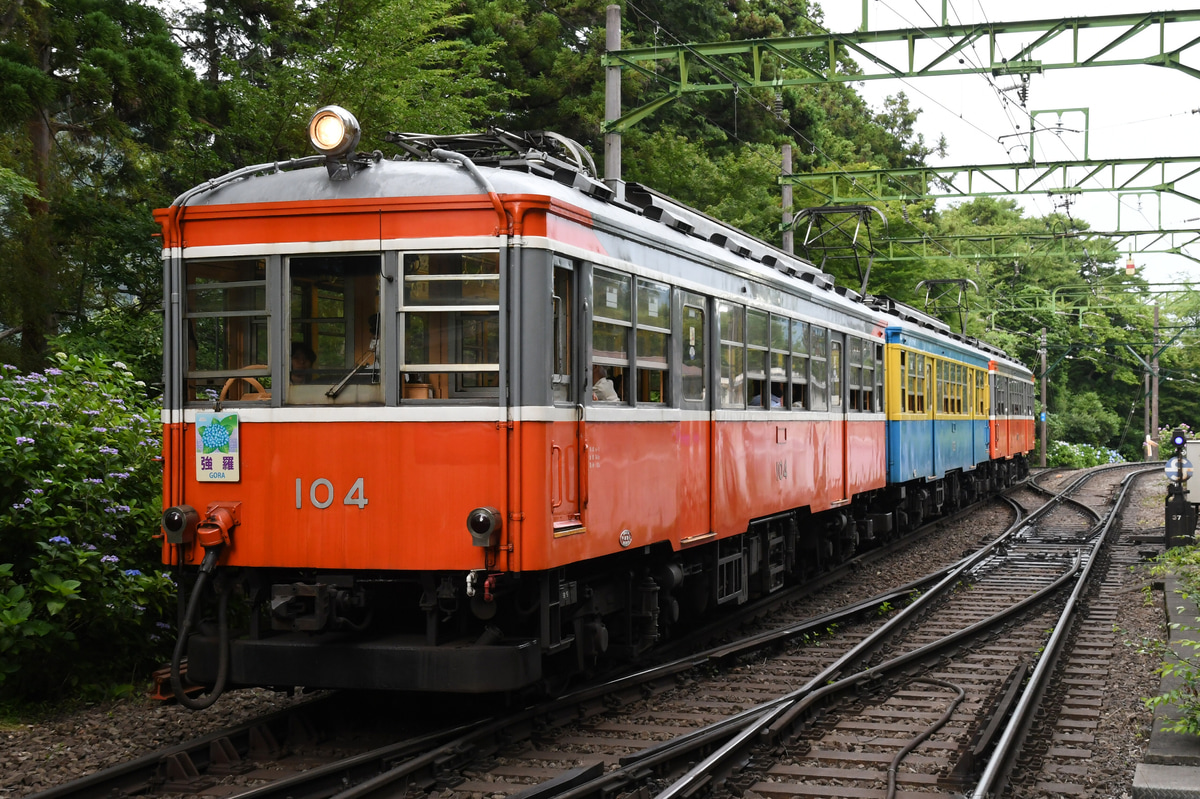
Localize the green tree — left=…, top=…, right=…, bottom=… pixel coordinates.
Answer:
left=0, top=0, right=192, bottom=370
left=167, top=0, right=513, bottom=171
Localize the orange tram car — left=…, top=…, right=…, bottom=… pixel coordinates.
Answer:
left=156, top=107, right=1034, bottom=707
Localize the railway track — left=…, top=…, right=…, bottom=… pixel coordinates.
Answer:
left=29, top=468, right=1155, bottom=799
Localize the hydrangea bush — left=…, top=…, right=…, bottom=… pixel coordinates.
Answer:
left=0, top=354, right=171, bottom=699
left=1046, top=440, right=1125, bottom=469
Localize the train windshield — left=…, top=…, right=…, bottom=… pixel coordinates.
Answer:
left=401, top=252, right=500, bottom=399
left=288, top=254, right=382, bottom=405
left=184, top=258, right=270, bottom=404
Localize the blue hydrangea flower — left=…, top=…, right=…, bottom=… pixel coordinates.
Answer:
left=200, top=423, right=231, bottom=450
left=49, top=535, right=71, bottom=545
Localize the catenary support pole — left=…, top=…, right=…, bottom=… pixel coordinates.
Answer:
left=604, top=5, right=622, bottom=200
left=1152, top=305, right=1160, bottom=436
left=782, top=144, right=794, bottom=254
left=1040, top=328, right=1047, bottom=468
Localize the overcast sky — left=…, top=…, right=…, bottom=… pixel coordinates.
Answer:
left=817, top=1, right=1200, bottom=284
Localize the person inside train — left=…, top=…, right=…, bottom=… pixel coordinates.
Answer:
left=750, top=388, right=782, bottom=407
left=592, top=364, right=619, bottom=401
left=291, top=342, right=316, bottom=384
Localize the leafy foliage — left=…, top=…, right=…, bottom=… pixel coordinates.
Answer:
left=1045, top=440, right=1124, bottom=469
left=0, top=0, right=193, bottom=370
left=1142, top=545, right=1200, bottom=736
left=0, top=355, right=170, bottom=698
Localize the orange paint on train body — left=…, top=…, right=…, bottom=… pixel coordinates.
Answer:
left=990, top=417, right=1036, bottom=461
left=165, top=414, right=886, bottom=573
left=157, top=194, right=596, bottom=251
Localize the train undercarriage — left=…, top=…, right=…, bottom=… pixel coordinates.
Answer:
left=182, top=455, right=1028, bottom=698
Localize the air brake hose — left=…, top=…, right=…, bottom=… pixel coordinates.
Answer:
left=170, top=547, right=231, bottom=709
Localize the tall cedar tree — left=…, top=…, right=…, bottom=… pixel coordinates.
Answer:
left=0, top=0, right=190, bottom=370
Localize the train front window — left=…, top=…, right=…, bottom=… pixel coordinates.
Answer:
left=184, top=259, right=269, bottom=404
left=288, top=255, right=383, bottom=406
left=402, top=252, right=500, bottom=400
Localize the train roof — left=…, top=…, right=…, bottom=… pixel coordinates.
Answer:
left=169, top=128, right=1029, bottom=375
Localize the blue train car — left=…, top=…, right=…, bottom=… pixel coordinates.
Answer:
left=882, top=312, right=1008, bottom=522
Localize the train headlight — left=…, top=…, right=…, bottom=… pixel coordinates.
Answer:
left=467, top=506, right=502, bottom=547
left=308, top=105, right=361, bottom=158
left=162, top=505, right=198, bottom=545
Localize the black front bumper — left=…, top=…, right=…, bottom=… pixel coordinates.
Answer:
left=187, top=632, right=542, bottom=693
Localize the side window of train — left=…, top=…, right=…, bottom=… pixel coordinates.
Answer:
left=847, top=338, right=864, bottom=412
left=552, top=261, right=573, bottom=404
left=681, top=296, right=706, bottom=403
left=904, top=350, right=915, bottom=413
left=399, top=252, right=499, bottom=401
left=874, top=343, right=884, bottom=412
left=791, top=320, right=809, bottom=409
left=288, top=254, right=384, bottom=406
left=636, top=278, right=670, bottom=404
left=769, top=314, right=789, bottom=409
left=591, top=267, right=630, bottom=402
left=809, top=326, right=828, bottom=411
left=719, top=302, right=745, bottom=407
left=936, top=360, right=945, bottom=414
left=746, top=309, right=770, bottom=407
left=829, top=336, right=842, bottom=408
left=184, top=258, right=270, bottom=404
left=915, top=353, right=927, bottom=413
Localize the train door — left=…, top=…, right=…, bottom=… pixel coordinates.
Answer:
left=550, top=257, right=583, bottom=527
left=680, top=292, right=710, bottom=536
left=829, top=332, right=848, bottom=502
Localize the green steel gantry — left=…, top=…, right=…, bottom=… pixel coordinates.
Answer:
left=602, top=11, right=1200, bottom=132
left=783, top=155, right=1200, bottom=205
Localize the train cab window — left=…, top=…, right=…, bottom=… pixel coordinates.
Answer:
left=288, top=255, right=383, bottom=405
left=769, top=315, right=789, bottom=409
left=184, top=258, right=269, bottom=404
left=791, top=320, right=809, bottom=409
left=592, top=268, right=630, bottom=402
left=746, top=309, right=770, bottom=407
left=401, top=252, right=499, bottom=400
left=552, top=262, right=573, bottom=404
left=809, top=326, right=828, bottom=411
left=681, top=298, right=706, bottom=403
left=719, top=302, right=745, bottom=407
left=635, top=279, right=670, bottom=404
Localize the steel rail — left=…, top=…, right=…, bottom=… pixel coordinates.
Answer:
left=966, top=466, right=1157, bottom=798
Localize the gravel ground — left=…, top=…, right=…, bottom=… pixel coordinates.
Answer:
left=0, top=471, right=1176, bottom=797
